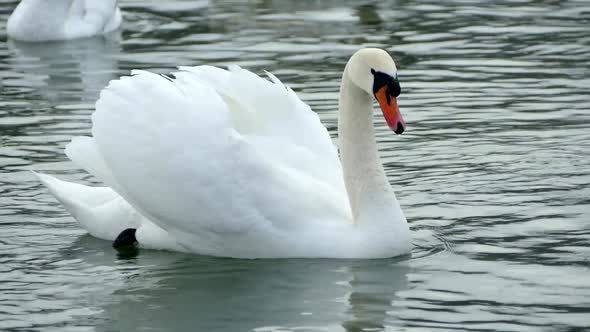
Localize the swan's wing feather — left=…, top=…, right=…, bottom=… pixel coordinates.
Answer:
left=181, top=66, right=346, bottom=191
left=174, top=65, right=345, bottom=188
left=91, top=68, right=350, bottom=241
left=176, top=65, right=337, bottom=155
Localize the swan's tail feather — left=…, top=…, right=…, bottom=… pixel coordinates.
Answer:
left=34, top=172, right=115, bottom=211
left=33, top=172, right=140, bottom=240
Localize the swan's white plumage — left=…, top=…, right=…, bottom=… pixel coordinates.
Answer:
left=37, top=50, right=411, bottom=258
left=7, top=0, right=121, bottom=42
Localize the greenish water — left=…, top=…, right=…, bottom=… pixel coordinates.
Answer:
left=1, top=0, right=589, bottom=331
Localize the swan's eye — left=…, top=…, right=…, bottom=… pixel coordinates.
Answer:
left=389, top=79, right=401, bottom=98
left=371, top=70, right=401, bottom=99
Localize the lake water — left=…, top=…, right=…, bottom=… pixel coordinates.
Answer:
left=1, top=0, right=590, bottom=331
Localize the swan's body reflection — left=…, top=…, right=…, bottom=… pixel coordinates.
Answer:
left=75, top=246, right=410, bottom=332
left=7, top=34, right=121, bottom=104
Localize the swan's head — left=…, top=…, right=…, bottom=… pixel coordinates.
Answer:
left=347, top=48, right=405, bottom=134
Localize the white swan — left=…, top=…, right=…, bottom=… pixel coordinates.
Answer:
left=7, top=0, right=121, bottom=41
left=36, top=48, right=411, bottom=258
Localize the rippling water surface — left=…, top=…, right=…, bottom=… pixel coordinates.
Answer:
left=1, top=0, right=590, bottom=331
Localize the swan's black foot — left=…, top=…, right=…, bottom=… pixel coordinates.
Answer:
left=113, top=228, right=138, bottom=249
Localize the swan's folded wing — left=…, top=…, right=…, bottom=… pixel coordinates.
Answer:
left=91, top=68, right=351, bottom=240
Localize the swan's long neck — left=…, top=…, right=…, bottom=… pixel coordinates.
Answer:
left=338, top=67, right=400, bottom=226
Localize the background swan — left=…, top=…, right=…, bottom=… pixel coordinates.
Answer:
left=36, top=48, right=411, bottom=259
left=7, top=0, right=121, bottom=41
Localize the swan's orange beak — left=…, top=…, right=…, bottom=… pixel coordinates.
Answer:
left=375, top=86, right=406, bottom=135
